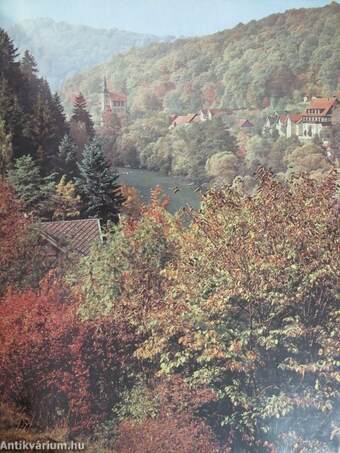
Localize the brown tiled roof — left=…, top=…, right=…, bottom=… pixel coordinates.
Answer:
left=109, top=91, right=127, bottom=102
left=40, top=219, right=102, bottom=256
left=171, top=113, right=198, bottom=126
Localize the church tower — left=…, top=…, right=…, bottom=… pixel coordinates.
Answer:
left=102, top=76, right=111, bottom=112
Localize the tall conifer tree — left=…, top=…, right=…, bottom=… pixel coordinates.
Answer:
left=71, top=93, right=94, bottom=138
left=57, top=134, right=78, bottom=179
left=20, top=50, right=38, bottom=81
left=77, top=138, right=124, bottom=224
left=7, top=155, right=55, bottom=217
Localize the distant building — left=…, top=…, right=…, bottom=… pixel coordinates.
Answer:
left=286, top=114, right=303, bottom=138
left=101, top=76, right=127, bottom=127
left=262, top=114, right=279, bottom=136
left=169, top=108, right=230, bottom=129
left=299, top=97, right=339, bottom=140
left=270, top=113, right=302, bottom=138
left=262, top=97, right=339, bottom=140
left=169, top=113, right=200, bottom=128
left=199, top=109, right=231, bottom=121
left=238, top=118, right=254, bottom=128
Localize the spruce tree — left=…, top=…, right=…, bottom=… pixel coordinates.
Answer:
left=0, top=29, right=20, bottom=82
left=57, top=134, right=78, bottom=179
left=70, top=93, right=95, bottom=139
left=0, top=30, right=23, bottom=158
left=7, top=155, right=55, bottom=217
left=51, top=93, right=68, bottom=139
left=20, top=50, right=38, bottom=81
left=77, top=138, right=124, bottom=224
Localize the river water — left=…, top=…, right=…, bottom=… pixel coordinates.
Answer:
left=117, top=167, right=200, bottom=213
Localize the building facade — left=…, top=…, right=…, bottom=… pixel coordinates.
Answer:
left=101, top=77, right=127, bottom=127
left=299, top=97, right=339, bottom=140
left=263, top=97, right=339, bottom=141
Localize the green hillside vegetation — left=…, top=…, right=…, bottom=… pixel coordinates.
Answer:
left=61, top=2, right=340, bottom=119
left=115, top=117, right=334, bottom=187
left=7, top=18, right=174, bottom=90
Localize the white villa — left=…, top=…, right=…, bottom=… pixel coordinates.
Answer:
left=263, top=97, right=340, bottom=140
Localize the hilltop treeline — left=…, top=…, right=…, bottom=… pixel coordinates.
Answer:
left=62, top=3, right=340, bottom=119
left=7, top=18, right=174, bottom=90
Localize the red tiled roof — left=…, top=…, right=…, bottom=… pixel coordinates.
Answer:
left=109, top=91, right=127, bottom=102
left=289, top=114, right=302, bottom=123
left=40, top=219, right=102, bottom=256
left=307, top=97, right=337, bottom=115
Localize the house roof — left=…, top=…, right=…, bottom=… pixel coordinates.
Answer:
left=305, top=97, right=337, bottom=116
left=239, top=119, right=254, bottom=127
left=289, top=113, right=302, bottom=123
left=171, top=113, right=198, bottom=126
left=109, top=91, right=127, bottom=102
left=40, top=219, right=102, bottom=256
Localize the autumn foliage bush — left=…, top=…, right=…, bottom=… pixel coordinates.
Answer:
left=0, top=180, right=51, bottom=293
left=135, top=169, right=339, bottom=451
left=113, top=376, right=221, bottom=453
left=0, top=181, right=31, bottom=292
left=0, top=280, right=135, bottom=434
left=71, top=172, right=339, bottom=451
left=1, top=172, right=339, bottom=452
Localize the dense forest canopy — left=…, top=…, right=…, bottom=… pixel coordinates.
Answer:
left=61, top=3, right=340, bottom=119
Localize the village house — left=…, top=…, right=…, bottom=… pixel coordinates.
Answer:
left=262, top=114, right=279, bottom=136
left=169, top=108, right=231, bottom=128
left=286, top=114, right=303, bottom=138
left=199, top=108, right=232, bottom=121
left=169, top=113, right=200, bottom=128
left=263, top=113, right=291, bottom=136
left=238, top=118, right=254, bottom=128
left=263, top=97, right=339, bottom=141
left=39, top=219, right=103, bottom=261
left=299, top=97, right=339, bottom=139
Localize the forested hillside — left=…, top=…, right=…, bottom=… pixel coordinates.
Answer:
left=7, top=18, right=174, bottom=90
left=61, top=2, right=340, bottom=119
left=0, top=11, right=339, bottom=451
left=0, top=29, right=124, bottom=223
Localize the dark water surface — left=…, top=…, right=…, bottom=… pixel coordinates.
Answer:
left=118, top=167, right=200, bottom=213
